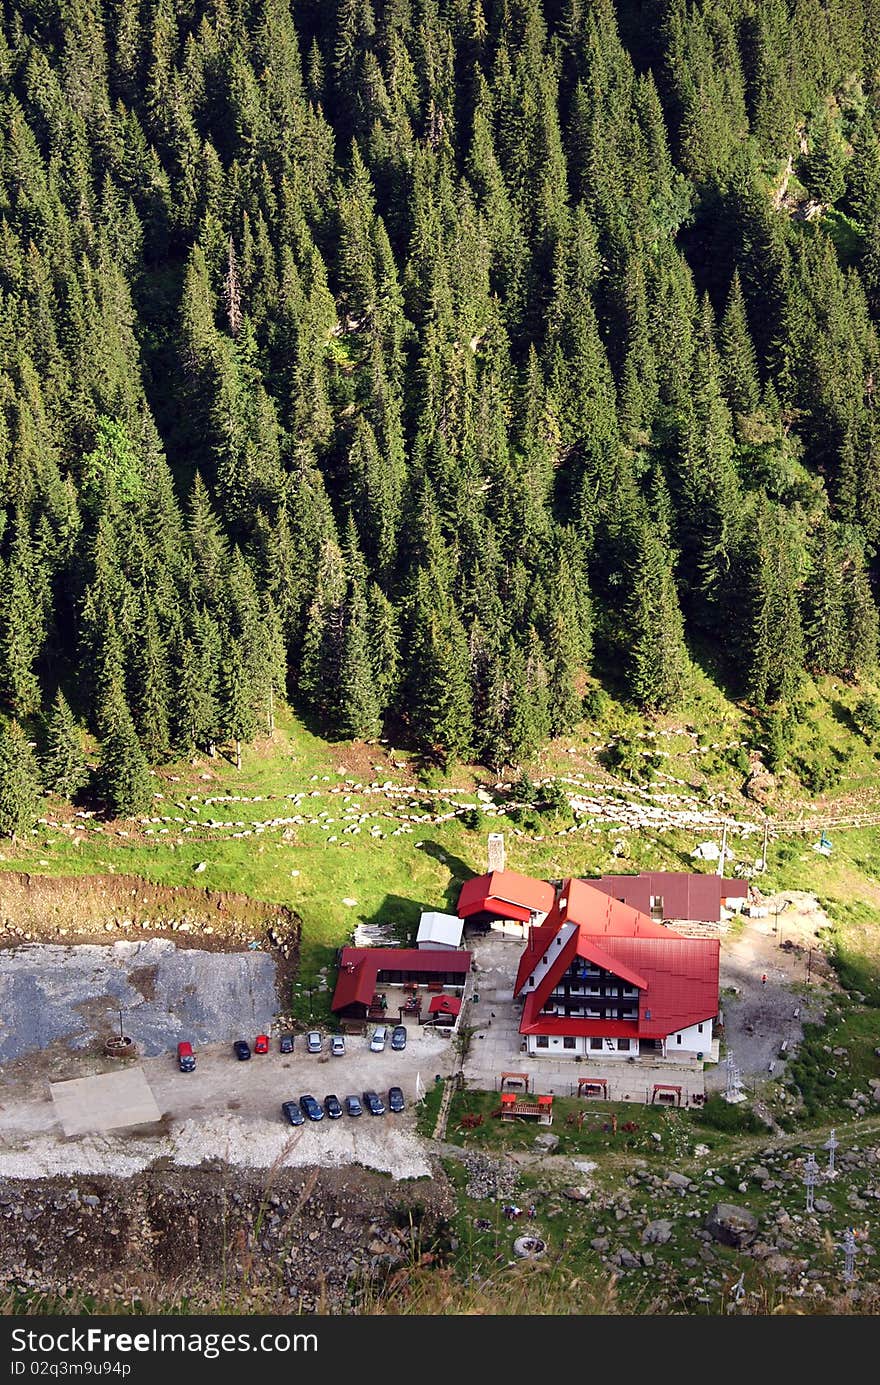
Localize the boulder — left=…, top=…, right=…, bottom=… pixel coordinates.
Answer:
left=533, top=1133, right=560, bottom=1153
left=642, top=1219, right=674, bottom=1246
left=704, top=1203, right=759, bottom=1248
left=667, top=1171, right=692, bottom=1189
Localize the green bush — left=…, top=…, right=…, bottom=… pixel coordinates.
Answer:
left=690, top=1095, right=763, bottom=1134
left=854, top=695, right=880, bottom=737
left=583, top=687, right=609, bottom=721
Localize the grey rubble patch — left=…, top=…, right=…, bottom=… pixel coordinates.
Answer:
left=0, top=940, right=277, bottom=1060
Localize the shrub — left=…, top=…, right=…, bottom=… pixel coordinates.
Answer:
left=689, top=1095, right=763, bottom=1134
left=854, top=695, right=880, bottom=737
left=583, top=687, right=609, bottom=721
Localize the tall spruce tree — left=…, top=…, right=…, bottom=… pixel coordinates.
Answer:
left=0, top=720, right=41, bottom=838
left=40, top=691, right=89, bottom=799
left=99, top=696, right=153, bottom=817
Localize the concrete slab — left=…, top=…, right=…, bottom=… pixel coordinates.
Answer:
left=50, top=1066, right=161, bottom=1135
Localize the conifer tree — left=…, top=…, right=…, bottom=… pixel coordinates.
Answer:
left=99, top=695, right=153, bottom=817
left=40, top=690, right=89, bottom=799
left=0, top=720, right=41, bottom=839
left=626, top=523, right=690, bottom=712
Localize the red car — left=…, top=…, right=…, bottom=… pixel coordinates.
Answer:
left=254, top=1034, right=270, bottom=1054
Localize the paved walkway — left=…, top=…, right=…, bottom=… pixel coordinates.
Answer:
left=461, top=931, right=705, bottom=1105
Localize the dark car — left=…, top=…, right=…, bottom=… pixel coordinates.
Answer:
left=279, top=1034, right=294, bottom=1054
left=388, top=1086, right=405, bottom=1113
left=391, top=1025, right=407, bottom=1051
left=299, top=1094, right=324, bottom=1122
left=233, top=1040, right=251, bottom=1061
left=176, top=1041, right=196, bottom=1073
left=324, top=1094, right=343, bottom=1120
left=362, top=1090, right=385, bottom=1116
left=254, top=1034, right=270, bottom=1054
left=281, top=1100, right=305, bottom=1126
left=344, top=1095, right=363, bottom=1117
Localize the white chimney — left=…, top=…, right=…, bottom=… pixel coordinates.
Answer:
left=488, top=832, right=505, bottom=873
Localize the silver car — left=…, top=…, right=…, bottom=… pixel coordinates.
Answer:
left=331, top=1034, right=345, bottom=1056
left=306, top=1031, right=322, bottom=1054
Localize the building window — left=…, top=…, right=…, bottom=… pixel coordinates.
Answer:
left=536, top=1035, right=549, bottom=1048
left=617, top=1038, right=629, bottom=1051
left=563, top=1037, right=576, bottom=1050
left=590, top=1037, right=603, bottom=1050
left=698, top=1023, right=703, bottom=1034
left=676, top=1034, right=682, bottom=1045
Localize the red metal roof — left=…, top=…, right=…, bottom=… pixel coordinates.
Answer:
left=587, top=872, right=749, bottom=924
left=332, top=948, right=471, bottom=1011
left=515, top=878, right=719, bottom=1039
left=428, top=994, right=462, bottom=1015
left=457, top=871, right=556, bottom=921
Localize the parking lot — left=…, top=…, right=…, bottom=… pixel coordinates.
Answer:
left=0, top=1024, right=457, bottom=1180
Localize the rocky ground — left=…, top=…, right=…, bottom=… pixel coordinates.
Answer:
left=0, top=1163, right=455, bottom=1312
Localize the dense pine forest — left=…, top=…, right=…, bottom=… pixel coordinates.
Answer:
left=2, top=0, right=880, bottom=820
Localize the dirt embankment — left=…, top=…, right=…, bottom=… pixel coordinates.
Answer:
left=0, top=1163, right=455, bottom=1312
left=0, top=871, right=302, bottom=992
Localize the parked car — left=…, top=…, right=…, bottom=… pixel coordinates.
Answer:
left=324, top=1094, right=343, bottom=1120
left=391, top=1025, right=407, bottom=1051
left=362, top=1089, right=385, bottom=1116
left=233, top=1039, right=251, bottom=1061
left=176, top=1041, right=196, bottom=1073
left=344, top=1095, right=363, bottom=1117
left=330, top=1034, right=346, bottom=1056
left=388, top=1086, right=405, bottom=1113
left=279, top=1034, right=294, bottom=1054
left=299, top=1094, right=324, bottom=1121
left=306, top=1031, right=322, bottom=1054
left=254, top=1034, right=269, bottom=1054
left=369, top=1026, right=388, bottom=1052
left=281, top=1100, right=305, bottom=1126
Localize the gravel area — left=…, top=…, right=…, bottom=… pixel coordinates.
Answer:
left=0, top=1026, right=455, bottom=1180
left=0, top=940, right=277, bottom=1060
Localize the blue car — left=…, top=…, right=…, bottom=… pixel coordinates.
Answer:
left=345, top=1095, right=363, bottom=1117
left=281, top=1100, right=305, bottom=1126
left=233, top=1040, right=251, bottom=1061
left=299, top=1094, right=324, bottom=1122
left=362, top=1090, right=385, bottom=1116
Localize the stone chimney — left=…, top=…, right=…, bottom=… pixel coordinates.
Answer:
left=487, top=832, right=505, bottom=873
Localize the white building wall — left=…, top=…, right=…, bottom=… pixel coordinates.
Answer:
left=526, top=1034, right=637, bottom=1058
left=522, top=921, right=577, bottom=991
left=662, top=1018, right=713, bottom=1056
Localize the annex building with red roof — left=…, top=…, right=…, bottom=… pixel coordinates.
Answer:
left=456, top=870, right=556, bottom=935
left=514, top=878, right=720, bottom=1062
left=331, top=947, right=471, bottom=1022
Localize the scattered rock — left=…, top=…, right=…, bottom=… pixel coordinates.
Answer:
left=642, top=1219, right=674, bottom=1246
left=704, top=1203, right=759, bottom=1249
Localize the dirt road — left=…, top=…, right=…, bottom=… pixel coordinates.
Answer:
left=706, top=891, right=836, bottom=1091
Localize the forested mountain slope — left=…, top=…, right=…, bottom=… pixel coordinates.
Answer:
left=2, top=0, right=880, bottom=813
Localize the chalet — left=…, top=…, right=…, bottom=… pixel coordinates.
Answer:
left=331, top=947, right=471, bottom=1022
left=514, top=879, right=719, bottom=1061
left=456, top=870, right=557, bottom=935
left=583, top=871, right=748, bottom=924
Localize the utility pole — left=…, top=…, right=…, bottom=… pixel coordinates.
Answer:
left=842, top=1228, right=856, bottom=1285
left=718, top=824, right=727, bottom=877
left=825, top=1129, right=839, bottom=1177
left=803, top=1153, right=819, bottom=1212
left=761, top=821, right=769, bottom=873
